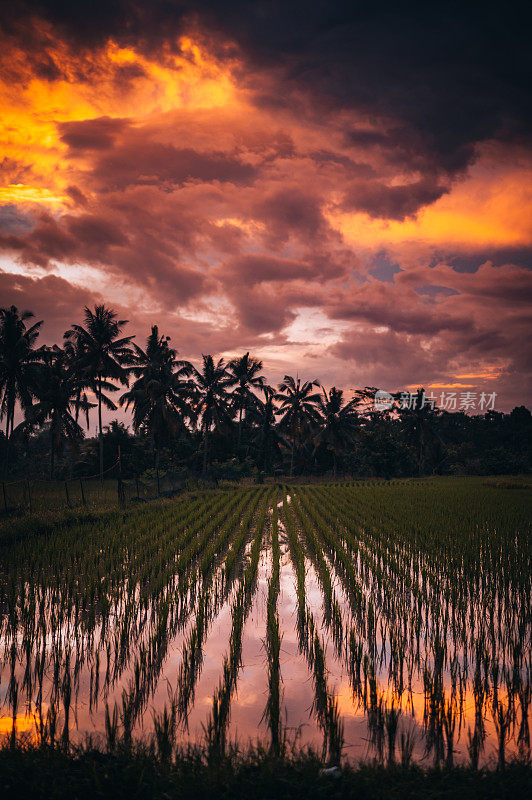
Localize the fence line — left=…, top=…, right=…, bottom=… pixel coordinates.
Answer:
left=0, top=463, right=188, bottom=515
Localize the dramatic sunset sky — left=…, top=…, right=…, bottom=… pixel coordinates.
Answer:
left=1, top=1, right=531, bottom=413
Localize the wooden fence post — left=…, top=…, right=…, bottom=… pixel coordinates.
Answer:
left=2, top=482, right=7, bottom=513
left=135, top=475, right=140, bottom=500
left=79, top=478, right=86, bottom=506
left=65, top=480, right=70, bottom=508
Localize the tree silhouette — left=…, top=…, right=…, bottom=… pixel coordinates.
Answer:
left=275, top=375, right=321, bottom=475
left=314, top=387, right=360, bottom=477
left=24, top=346, right=89, bottom=478
left=396, top=388, right=444, bottom=476
left=65, top=305, right=134, bottom=481
left=190, top=355, right=233, bottom=475
left=120, top=326, right=194, bottom=470
left=63, top=334, right=94, bottom=428
left=248, top=384, right=285, bottom=476
left=2, top=304, right=531, bottom=482
left=227, top=352, right=265, bottom=448
left=0, top=305, right=43, bottom=476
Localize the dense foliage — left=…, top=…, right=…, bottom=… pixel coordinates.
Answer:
left=1, top=304, right=530, bottom=480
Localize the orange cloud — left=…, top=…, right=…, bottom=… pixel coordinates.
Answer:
left=329, top=156, right=532, bottom=250
left=0, top=29, right=242, bottom=203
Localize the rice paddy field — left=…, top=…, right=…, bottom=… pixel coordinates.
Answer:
left=0, top=477, right=531, bottom=775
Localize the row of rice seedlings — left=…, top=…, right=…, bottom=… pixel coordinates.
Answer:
left=290, top=488, right=403, bottom=763
left=292, top=487, right=366, bottom=630
left=2, top=480, right=529, bottom=765
left=83, top=491, right=269, bottom=740
left=321, top=485, right=484, bottom=655
left=262, top=499, right=283, bottom=755
left=207, top=487, right=269, bottom=582
left=1, top=490, right=213, bottom=677
left=342, top=482, right=529, bottom=629
left=297, top=482, right=531, bottom=767
left=309, top=483, right=485, bottom=685
left=306, top=484, right=426, bottom=677
left=298, top=487, right=478, bottom=764
left=175, top=488, right=253, bottom=577
left=332, top=496, right=476, bottom=765
left=289, top=490, right=345, bottom=658
left=175, top=488, right=272, bottom=730
left=117, top=490, right=268, bottom=760
left=204, top=493, right=270, bottom=756
left=289, top=489, right=387, bottom=743
left=281, top=492, right=309, bottom=654
left=1, top=488, right=270, bottom=746
left=280, top=493, right=345, bottom=764
left=320, top=482, right=529, bottom=694
left=3, top=491, right=231, bottom=727
left=16, top=553, right=199, bottom=742
left=326, top=488, right=512, bottom=712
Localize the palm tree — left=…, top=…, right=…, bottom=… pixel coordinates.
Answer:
left=64, top=305, right=134, bottom=481
left=314, top=387, right=360, bottom=477
left=120, top=326, right=194, bottom=469
left=63, top=335, right=95, bottom=428
left=0, top=305, right=43, bottom=476
left=275, top=375, right=321, bottom=476
left=247, top=384, right=284, bottom=475
left=226, top=352, right=265, bottom=449
left=396, top=387, right=444, bottom=476
left=24, top=346, right=89, bottom=478
left=190, top=355, right=233, bottom=475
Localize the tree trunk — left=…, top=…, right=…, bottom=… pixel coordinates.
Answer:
left=3, top=411, right=10, bottom=478
left=289, top=440, right=295, bottom=477
left=333, top=452, right=337, bottom=479
left=3, top=400, right=13, bottom=479
left=261, top=425, right=268, bottom=473
left=98, top=374, right=104, bottom=482
left=202, top=427, right=209, bottom=476
left=237, top=405, right=243, bottom=449
left=50, top=426, right=55, bottom=480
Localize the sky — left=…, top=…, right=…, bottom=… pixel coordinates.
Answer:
left=1, top=1, right=531, bottom=417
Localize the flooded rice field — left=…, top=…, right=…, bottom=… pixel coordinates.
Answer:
left=1, top=479, right=530, bottom=767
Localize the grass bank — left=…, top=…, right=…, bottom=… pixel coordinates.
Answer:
left=1, top=742, right=530, bottom=800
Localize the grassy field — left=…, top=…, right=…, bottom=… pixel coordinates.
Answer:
left=0, top=477, right=530, bottom=795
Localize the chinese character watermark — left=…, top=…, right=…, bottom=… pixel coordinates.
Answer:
left=374, top=389, right=497, bottom=412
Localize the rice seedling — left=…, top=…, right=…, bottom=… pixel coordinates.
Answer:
left=0, top=477, right=529, bottom=775
left=262, top=500, right=283, bottom=755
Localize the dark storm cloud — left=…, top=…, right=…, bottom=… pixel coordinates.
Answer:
left=65, top=186, right=89, bottom=207
left=93, top=143, right=257, bottom=190
left=0, top=213, right=127, bottom=267
left=0, top=271, right=101, bottom=342
left=252, top=188, right=335, bottom=245
left=341, top=177, right=449, bottom=221
left=3, top=2, right=530, bottom=181
left=59, top=117, right=131, bottom=151
left=57, top=118, right=258, bottom=189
